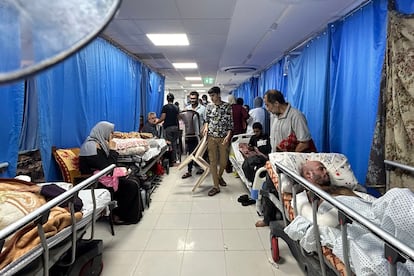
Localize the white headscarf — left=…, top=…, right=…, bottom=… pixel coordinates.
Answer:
left=80, top=121, right=114, bottom=157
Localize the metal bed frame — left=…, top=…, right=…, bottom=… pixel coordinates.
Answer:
left=272, top=159, right=414, bottom=276
left=0, top=164, right=115, bottom=276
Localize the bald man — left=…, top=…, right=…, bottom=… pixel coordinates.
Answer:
left=300, top=160, right=357, bottom=197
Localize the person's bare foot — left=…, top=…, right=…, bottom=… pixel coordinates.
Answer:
left=255, top=220, right=268, bottom=227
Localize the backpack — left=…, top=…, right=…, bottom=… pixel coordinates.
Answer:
left=242, top=154, right=267, bottom=183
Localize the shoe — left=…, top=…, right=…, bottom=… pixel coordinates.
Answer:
left=112, top=214, right=127, bottom=225
left=196, top=169, right=204, bottom=175
left=208, top=187, right=220, bottom=196
left=255, top=220, right=268, bottom=227
left=242, top=199, right=256, bottom=206
left=237, top=194, right=249, bottom=203
left=218, top=177, right=227, bottom=186
left=181, top=172, right=192, bottom=179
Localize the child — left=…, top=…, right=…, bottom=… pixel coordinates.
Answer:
left=248, top=122, right=271, bottom=156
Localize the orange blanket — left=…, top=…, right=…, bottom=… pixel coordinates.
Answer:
left=0, top=179, right=83, bottom=270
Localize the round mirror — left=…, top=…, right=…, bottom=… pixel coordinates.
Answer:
left=0, top=0, right=121, bottom=84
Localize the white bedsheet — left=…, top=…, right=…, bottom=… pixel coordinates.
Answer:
left=40, top=182, right=112, bottom=216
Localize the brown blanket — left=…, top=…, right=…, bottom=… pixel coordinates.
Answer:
left=0, top=179, right=83, bottom=270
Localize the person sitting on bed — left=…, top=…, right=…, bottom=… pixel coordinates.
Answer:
left=248, top=122, right=271, bottom=156
left=141, top=111, right=159, bottom=138
left=79, top=121, right=142, bottom=225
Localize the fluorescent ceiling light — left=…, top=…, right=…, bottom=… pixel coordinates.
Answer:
left=185, top=76, right=202, bottom=81
left=172, top=62, right=198, bottom=69
left=191, top=84, right=204, bottom=87
left=146, top=33, right=189, bottom=46
left=196, top=89, right=206, bottom=92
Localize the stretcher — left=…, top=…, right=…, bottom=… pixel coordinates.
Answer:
left=256, top=152, right=414, bottom=276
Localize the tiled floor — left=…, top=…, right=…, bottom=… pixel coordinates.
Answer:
left=90, top=164, right=304, bottom=276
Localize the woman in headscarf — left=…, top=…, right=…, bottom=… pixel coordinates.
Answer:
left=79, top=121, right=141, bottom=224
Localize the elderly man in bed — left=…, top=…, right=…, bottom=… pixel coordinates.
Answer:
left=287, top=160, right=414, bottom=276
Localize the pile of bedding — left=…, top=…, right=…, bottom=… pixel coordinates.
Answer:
left=111, top=131, right=167, bottom=161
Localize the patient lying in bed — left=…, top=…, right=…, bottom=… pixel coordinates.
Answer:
left=0, top=179, right=83, bottom=270
left=285, top=160, right=414, bottom=276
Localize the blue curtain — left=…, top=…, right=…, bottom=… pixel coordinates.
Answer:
left=141, top=66, right=165, bottom=118
left=0, top=83, right=25, bottom=177
left=395, top=0, right=414, bottom=14
left=233, top=80, right=256, bottom=108
left=0, top=3, right=24, bottom=177
left=287, top=33, right=330, bottom=152
left=36, top=38, right=143, bottom=181
left=237, top=0, right=387, bottom=185
left=328, top=0, right=387, bottom=182
left=258, top=60, right=287, bottom=97
left=19, top=80, right=40, bottom=151
left=0, top=2, right=20, bottom=75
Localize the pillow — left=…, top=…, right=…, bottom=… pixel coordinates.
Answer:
left=308, top=153, right=359, bottom=189
left=268, top=152, right=359, bottom=193
left=53, top=148, right=81, bottom=183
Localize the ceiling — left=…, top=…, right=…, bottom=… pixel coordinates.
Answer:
left=102, top=0, right=367, bottom=96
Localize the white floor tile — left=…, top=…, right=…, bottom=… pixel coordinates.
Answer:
left=221, top=213, right=256, bottom=229
left=223, top=229, right=265, bottom=251
left=181, top=251, right=227, bottom=276
left=94, top=158, right=304, bottom=275
left=101, top=250, right=142, bottom=276
left=185, top=229, right=224, bottom=250
left=188, top=213, right=222, bottom=229
left=155, top=213, right=190, bottom=229
left=146, top=229, right=187, bottom=250
left=225, top=250, right=276, bottom=276
left=133, top=251, right=184, bottom=276
left=162, top=201, right=193, bottom=213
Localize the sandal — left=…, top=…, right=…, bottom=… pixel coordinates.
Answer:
left=219, top=178, right=227, bottom=186
left=181, top=172, right=192, bottom=179
left=208, top=187, right=220, bottom=196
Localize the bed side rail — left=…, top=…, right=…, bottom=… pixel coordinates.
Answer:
left=384, top=160, right=414, bottom=191
left=0, top=164, right=115, bottom=241
left=275, top=161, right=414, bottom=276
left=0, top=164, right=115, bottom=275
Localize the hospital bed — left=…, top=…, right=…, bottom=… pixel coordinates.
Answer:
left=0, top=164, right=115, bottom=276
left=254, top=152, right=414, bottom=276
left=114, top=136, right=168, bottom=176
left=229, top=134, right=268, bottom=213
left=229, top=134, right=257, bottom=191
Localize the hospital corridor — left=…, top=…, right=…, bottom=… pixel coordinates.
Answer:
left=89, top=164, right=303, bottom=276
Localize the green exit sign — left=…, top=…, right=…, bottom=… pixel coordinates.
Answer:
left=203, top=77, right=214, bottom=85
